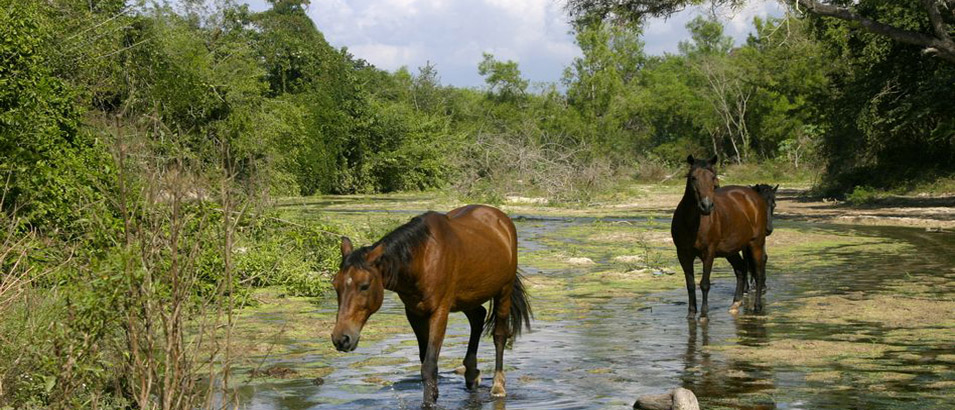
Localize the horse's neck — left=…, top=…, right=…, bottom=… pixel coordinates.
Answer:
left=380, top=259, right=414, bottom=295
left=676, top=181, right=704, bottom=230
left=678, top=182, right=697, bottom=212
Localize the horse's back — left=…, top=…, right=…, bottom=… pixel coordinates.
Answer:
left=713, top=186, right=767, bottom=252
left=716, top=186, right=766, bottom=218
left=431, top=205, right=517, bottom=309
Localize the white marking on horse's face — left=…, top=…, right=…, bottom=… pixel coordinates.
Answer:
left=346, top=276, right=353, bottom=286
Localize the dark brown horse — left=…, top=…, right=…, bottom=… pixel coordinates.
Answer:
left=742, top=183, right=778, bottom=293
left=671, top=155, right=771, bottom=319
left=331, top=205, right=532, bottom=406
left=752, top=183, right=779, bottom=237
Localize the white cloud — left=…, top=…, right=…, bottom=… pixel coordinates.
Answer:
left=724, top=0, right=782, bottom=36
left=237, top=0, right=783, bottom=87
left=296, top=0, right=580, bottom=87
left=643, top=1, right=784, bottom=56
left=350, top=43, right=424, bottom=69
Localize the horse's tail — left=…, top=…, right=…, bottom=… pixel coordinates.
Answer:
left=484, top=268, right=533, bottom=340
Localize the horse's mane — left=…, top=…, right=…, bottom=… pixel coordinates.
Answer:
left=341, top=212, right=435, bottom=288
left=751, top=184, right=776, bottom=202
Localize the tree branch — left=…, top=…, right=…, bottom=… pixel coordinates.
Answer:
left=923, top=0, right=953, bottom=43
left=794, top=0, right=955, bottom=62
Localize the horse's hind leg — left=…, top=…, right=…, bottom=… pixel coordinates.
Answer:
left=751, top=245, right=768, bottom=312
left=678, top=250, right=697, bottom=319
left=742, top=247, right=755, bottom=294
left=463, top=305, right=487, bottom=390
left=490, top=289, right=512, bottom=397
left=726, top=253, right=746, bottom=314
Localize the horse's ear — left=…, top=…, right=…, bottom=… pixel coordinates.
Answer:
left=773, top=184, right=779, bottom=192
left=365, top=244, right=384, bottom=264
left=708, top=155, right=718, bottom=166
left=686, top=155, right=695, bottom=165
left=340, top=237, right=353, bottom=257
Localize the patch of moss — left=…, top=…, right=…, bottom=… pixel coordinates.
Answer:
left=709, top=339, right=897, bottom=367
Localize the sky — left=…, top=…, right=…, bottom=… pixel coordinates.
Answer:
left=241, top=0, right=785, bottom=88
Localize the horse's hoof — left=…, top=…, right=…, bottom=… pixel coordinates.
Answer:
left=491, top=372, right=506, bottom=397
left=465, top=370, right=481, bottom=390
left=491, top=384, right=506, bottom=397
left=728, top=302, right=742, bottom=314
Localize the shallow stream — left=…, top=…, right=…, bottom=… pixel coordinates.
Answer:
left=236, top=210, right=955, bottom=409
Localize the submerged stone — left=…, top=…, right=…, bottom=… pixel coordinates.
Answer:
left=634, top=388, right=699, bottom=410
left=634, top=392, right=671, bottom=410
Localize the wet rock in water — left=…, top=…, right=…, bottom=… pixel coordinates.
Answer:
left=671, top=388, right=699, bottom=410
left=567, top=257, right=595, bottom=265
left=634, top=392, right=671, bottom=410
left=312, top=377, right=324, bottom=386
left=634, top=388, right=699, bottom=410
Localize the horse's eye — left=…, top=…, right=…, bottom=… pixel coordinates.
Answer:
left=359, top=283, right=370, bottom=291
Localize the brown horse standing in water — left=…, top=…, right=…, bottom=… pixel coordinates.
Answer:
left=331, top=205, right=531, bottom=406
left=671, top=155, right=771, bottom=319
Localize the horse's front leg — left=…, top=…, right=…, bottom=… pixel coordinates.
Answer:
left=463, top=306, right=487, bottom=390
left=405, top=307, right=429, bottom=363
left=699, top=251, right=715, bottom=321
left=421, top=308, right=449, bottom=407
left=726, top=253, right=746, bottom=314
left=678, top=250, right=697, bottom=319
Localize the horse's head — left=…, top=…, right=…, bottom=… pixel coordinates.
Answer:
left=753, top=184, right=779, bottom=235
left=685, top=155, right=719, bottom=215
left=331, top=237, right=386, bottom=352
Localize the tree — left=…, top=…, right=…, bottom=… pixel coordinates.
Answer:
left=564, top=21, right=645, bottom=119
left=566, top=0, right=743, bottom=23
left=477, top=53, right=529, bottom=102
left=566, top=0, right=955, bottom=63
left=0, top=0, right=113, bottom=233
left=681, top=16, right=752, bottom=163
left=793, top=0, right=955, bottom=63
left=805, top=3, right=955, bottom=192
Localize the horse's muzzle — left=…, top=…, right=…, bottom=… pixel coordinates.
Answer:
left=332, top=332, right=359, bottom=352
left=699, top=198, right=714, bottom=215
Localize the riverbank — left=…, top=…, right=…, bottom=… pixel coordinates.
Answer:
left=277, top=183, right=955, bottom=230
